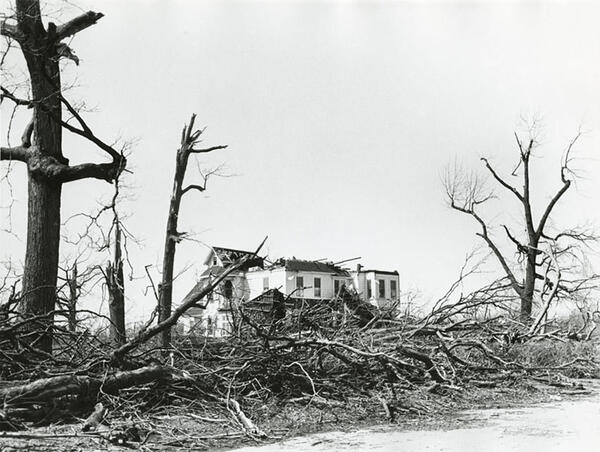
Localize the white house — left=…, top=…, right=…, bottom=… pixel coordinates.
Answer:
left=180, top=246, right=400, bottom=337
left=246, top=258, right=354, bottom=301
left=352, top=264, right=400, bottom=309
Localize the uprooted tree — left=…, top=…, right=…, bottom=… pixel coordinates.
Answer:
left=443, top=129, right=598, bottom=326
left=1, top=1, right=125, bottom=352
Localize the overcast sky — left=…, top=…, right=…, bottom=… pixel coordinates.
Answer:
left=1, top=0, right=599, bottom=321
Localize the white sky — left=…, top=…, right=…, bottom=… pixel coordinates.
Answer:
left=1, top=0, right=599, bottom=322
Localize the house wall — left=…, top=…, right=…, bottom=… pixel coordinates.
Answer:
left=353, top=271, right=400, bottom=308
left=182, top=263, right=400, bottom=337
left=284, top=271, right=354, bottom=299
left=247, top=268, right=354, bottom=300
left=184, top=271, right=250, bottom=337
left=246, top=268, right=287, bottom=299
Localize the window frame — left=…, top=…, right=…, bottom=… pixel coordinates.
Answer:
left=314, top=277, right=321, bottom=298
left=296, top=276, right=304, bottom=297
left=378, top=279, right=385, bottom=298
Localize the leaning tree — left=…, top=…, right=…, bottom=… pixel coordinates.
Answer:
left=1, top=1, right=125, bottom=352
left=444, top=130, right=597, bottom=326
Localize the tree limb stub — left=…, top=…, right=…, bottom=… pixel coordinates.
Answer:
left=0, top=145, right=30, bottom=162
left=55, top=11, right=104, bottom=41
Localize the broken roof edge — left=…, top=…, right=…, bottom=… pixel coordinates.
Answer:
left=265, top=258, right=351, bottom=276
left=355, top=269, right=399, bottom=276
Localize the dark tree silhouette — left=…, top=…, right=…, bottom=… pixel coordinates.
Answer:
left=1, top=1, right=125, bottom=352
left=444, top=130, right=596, bottom=324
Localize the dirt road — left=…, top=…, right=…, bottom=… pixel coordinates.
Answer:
left=233, top=391, right=600, bottom=452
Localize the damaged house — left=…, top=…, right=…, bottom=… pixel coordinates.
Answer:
left=181, top=246, right=400, bottom=337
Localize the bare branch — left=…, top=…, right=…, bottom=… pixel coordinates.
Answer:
left=189, top=145, right=228, bottom=154
left=0, top=86, right=32, bottom=107
left=481, top=157, right=523, bottom=202
left=181, top=184, right=206, bottom=195
left=0, top=20, right=24, bottom=41
left=20, top=118, right=33, bottom=147
left=0, top=145, right=29, bottom=162
left=55, top=11, right=104, bottom=41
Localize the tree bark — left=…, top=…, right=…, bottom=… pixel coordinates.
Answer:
left=0, top=365, right=188, bottom=407
left=107, top=224, right=126, bottom=346
left=157, top=115, right=225, bottom=348
left=17, top=0, right=64, bottom=353
left=1, top=2, right=122, bottom=353
left=66, top=263, right=78, bottom=332
left=157, top=138, right=189, bottom=348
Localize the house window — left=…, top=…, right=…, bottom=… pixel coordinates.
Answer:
left=378, top=279, right=385, bottom=298
left=263, top=277, right=269, bottom=292
left=296, top=276, right=304, bottom=297
left=223, top=280, right=233, bottom=300
left=314, top=277, right=321, bottom=297
left=391, top=280, right=397, bottom=299
left=366, top=280, right=372, bottom=299
left=212, top=257, right=218, bottom=266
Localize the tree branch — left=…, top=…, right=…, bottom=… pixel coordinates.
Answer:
left=481, top=157, right=523, bottom=202
left=181, top=184, right=206, bottom=195
left=535, top=180, right=571, bottom=240
left=25, top=153, right=123, bottom=183
left=21, top=118, right=34, bottom=147
left=0, top=20, right=24, bottom=41
left=450, top=202, right=523, bottom=296
left=502, top=225, right=527, bottom=255
left=0, top=86, right=32, bottom=106
left=55, top=11, right=104, bottom=41
left=0, top=145, right=29, bottom=162
left=189, top=145, right=228, bottom=154
left=56, top=161, right=123, bottom=183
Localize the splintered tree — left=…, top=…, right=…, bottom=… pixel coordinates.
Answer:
left=0, top=2, right=125, bottom=352
left=158, top=115, right=226, bottom=348
left=57, top=258, right=100, bottom=332
left=444, top=130, right=596, bottom=325
left=105, top=222, right=126, bottom=346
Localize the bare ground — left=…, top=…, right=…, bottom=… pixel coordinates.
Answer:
left=0, top=376, right=595, bottom=451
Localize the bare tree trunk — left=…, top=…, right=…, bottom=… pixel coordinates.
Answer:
left=158, top=138, right=188, bottom=348
left=157, top=115, right=226, bottom=348
left=445, top=132, right=579, bottom=327
left=18, top=0, right=64, bottom=353
left=66, top=263, right=78, bottom=332
left=107, top=224, right=126, bottom=346
left=521, top=251, right=537, bottom=322
left=1, top=1, right=123, bottom=353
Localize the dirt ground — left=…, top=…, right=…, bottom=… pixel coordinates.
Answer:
left=0, top=377, right=595, bottom=451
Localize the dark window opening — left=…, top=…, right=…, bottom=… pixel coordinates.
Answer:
left=378, top=279, right=385, bottom=298
left=296, top=276, right=304, bottom=297
left=223, top=280, right=233, bottom=300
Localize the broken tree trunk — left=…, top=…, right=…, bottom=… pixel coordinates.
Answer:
left=106, top=223, right=126, bottom=346
left=0, top=365, right=188, bottom=407
left=157, top=114, right=226, bottom=348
